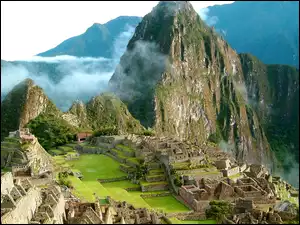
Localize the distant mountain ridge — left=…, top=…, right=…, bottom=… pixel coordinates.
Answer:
left=37, top=16, right=142, bottom=58
left=206, top=1, right=299, bottom=68
left=36, top=2, right=299, bottom=68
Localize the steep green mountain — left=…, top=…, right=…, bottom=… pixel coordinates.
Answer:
left=37, top=16, right=142, bottom=58
left=239, top=53, right=299, bottom=167
left=206, top=1, right=299, bottom=68
left=1, top=79, right=144, bottom=144
left=1, top=78, right=61, bottom=140
left=64, top=93, right=145, bottom=134
left=109, top=1, right=274, bottom=166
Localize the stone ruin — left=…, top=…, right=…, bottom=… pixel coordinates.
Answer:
left=179, top=171, right=278, bottom=212
left=106, top=197, right=161, bottom=224
left=65, top=196, right=163, bottom=224
left=1, top=172, right=65, bottom=224
left=125, top=135, right=205, bottom=165
left=2, top=129, right=53, bottom=179
left=222, top=197, right=298, bottom=224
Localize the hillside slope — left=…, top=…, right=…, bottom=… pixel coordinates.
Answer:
left=109, top=1, right=274, bottom=166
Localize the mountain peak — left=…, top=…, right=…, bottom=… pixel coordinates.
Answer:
left=150, top=1, right=195, bottom=19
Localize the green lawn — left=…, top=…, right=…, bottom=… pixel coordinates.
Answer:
left=170, top=218, right=217, bottom=224
left=116, top=144, right=135, bottom=152
left=68, top=154, right=126, bottom=180
left=101, top=180, right=140, bottom=189
left=144, top=196, right=190, bottom=213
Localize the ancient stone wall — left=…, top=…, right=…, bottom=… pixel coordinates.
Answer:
left=119, top=164, right=135, bottom=173
left=140, top=192, right=171, bottom=198
left=215, top=159, right=231, bottom=170
left=25, top=137, right=53, bottom=177
left=98, top=176, right=128, bottom=183
left=191, top=199, right=210, bottom=212
left=1, top=172, right=14, bottom=195
left=192, top=172, right=223, bottom=181
left=2, top=187, right=42, bottom=224
left=125, top=187, right=141, bottom=191
left=82, top=146, right=103, bottom=154
left=145, top=174, right=165, bottom=182
left=239, top=164, right=247, bottom=173
left=51, top=190, right=66, bottom=224
left=141, top=183, right=169, bottom=192
left=179, top=186, right=198, bottom=206
left=223, top=166, right=240, bottom=177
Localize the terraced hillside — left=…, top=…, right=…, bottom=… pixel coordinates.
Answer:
left=52, top=141, right=197, bottom=216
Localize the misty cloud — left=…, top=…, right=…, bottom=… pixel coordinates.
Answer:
left=273, top=153, right=299, bottom=188
left=218, top=140, right=235, bottom=153
left=1, top=25, right=136, bottom=111
left=198, top=8, right=219, bottom=26
left=110, top=40, right=168, bottom=102
left=14, top=55, right=111, bottom=63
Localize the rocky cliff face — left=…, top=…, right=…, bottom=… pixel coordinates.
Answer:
left=66, top=93, right=145, bottom=134
left=1, top=78, right=61, bottom=140
left=109, top=1, right=273, bottom=165
left=240, top=54, right=299, bottom=166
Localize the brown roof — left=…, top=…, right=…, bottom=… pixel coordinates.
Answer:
left=77, top=133, right=92, bottom=139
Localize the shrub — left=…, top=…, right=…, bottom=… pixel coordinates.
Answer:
left=58, top=171, right=72, bottom=188
left=26, top=114, right=77, bottom=150
left=93, top=127, right=118, bottom=136
left=173, top=173, right=183, bottom=187
left=206, top=200, right=233, bottom=221
left=142, top=129, right=156, bottom=136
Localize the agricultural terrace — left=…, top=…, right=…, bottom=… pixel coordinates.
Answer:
left=53, top=143, right=190, bottom=214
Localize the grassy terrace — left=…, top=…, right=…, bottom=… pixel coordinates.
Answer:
left=170, top=218, right=217, bottom=224
left=4, top=137, right=20, bottom=143
left=149, top=169, right=164, bottom=175
left=49, top=145, right=76, bottom=156
left=53, top=144, right=190, bottom=214
left=144, top=196, right=189, bottom=213
left=116, top=144, right=135, bottom=152
left=140, top=180, right=168, bottom=186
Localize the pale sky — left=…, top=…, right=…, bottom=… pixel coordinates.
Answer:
left=1, top=1, right=234, bottom=61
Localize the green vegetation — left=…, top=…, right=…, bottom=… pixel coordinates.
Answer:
left=116, top=144, right=134, bottom=152
left=68, top=154, right=126, bottom=179
left=170, top=218, right=217, bottom=224
left=206, top=200, right=233, bottom=222
left=93, top=127, right=118, bottom=136
left=57, top=171, right=72, bottom=188
left=85, top=93, right=145, bottom=134
left=143, top=196, right=190, bottom=213
left=274, top=183, right=299, bottom=206
left=1, top=79, right=31, bottom=140
left=52, top=145, right=191, bottom=213
left=139, top=128, right=156, bottom=136
left=3, top=137, right=19, bottom=143
left=26, top=114, right=77, bottom=150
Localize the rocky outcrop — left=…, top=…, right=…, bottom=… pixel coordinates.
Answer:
left=109, top=1, right=273, bottom=165
left=66, top=93, right=145, bottom=134
left=1, top=78, right=61, bottom=140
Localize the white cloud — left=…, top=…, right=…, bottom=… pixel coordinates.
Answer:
left=1, top=25, right=136, bottom=111
left=13, top=55, right=111, bottom=63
